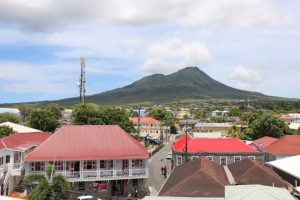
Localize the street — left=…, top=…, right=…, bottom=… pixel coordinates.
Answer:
left=148, top=143, right=172, bottom=196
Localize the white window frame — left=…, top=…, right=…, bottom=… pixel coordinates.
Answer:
left=220, top=156, right=227, bottom=165
left=206, top=156, right=213, bottom=161
left=234, top=156, right=241, bottom=163
left=191, top=156, right=199, bottom=160
left=176, top=155, right=182, bottom=166
left=248, top=156, right=255, bottom=161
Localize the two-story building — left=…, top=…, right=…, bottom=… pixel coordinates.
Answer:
left=172, top=134, right=264, bottom=168
left=131, top=117, right=170, bottom=140
left=25, top=125, right=149, bottom=199
left=0, top=133, right=51, bottom=195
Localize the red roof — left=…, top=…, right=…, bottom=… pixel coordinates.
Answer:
left=279, top=114, right=292, bottom=120
left=173, top=135, right=257, bottom=153
left=0, top=133, right=51, bottom=151
left=26, top=125, right=149, bottom=161
left=130, top=117, right=160, bottom=124
left=264, top=135, right=300, bottom=155
left=252, top=136, right=278, bottom=150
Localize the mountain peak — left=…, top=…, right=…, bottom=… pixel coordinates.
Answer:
left=54, top=66, right=265, bottom=105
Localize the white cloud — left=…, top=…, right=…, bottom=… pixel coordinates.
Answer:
left=140, top=38, right=212, bottom=74
left=0, top=62, right=78, bottom=95
left=229, top=65, right=263, bottom=90
left=0, top=0, right=295, bottom=32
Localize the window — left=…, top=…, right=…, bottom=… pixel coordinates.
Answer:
left=54, top=161, right=63, bottom=171
left=100, top=160, right=105, bottom=169
left=108, top=160, right=114, bottom=169
left=220, top=157, right=227, bottom=165
left=206, top=156, right=213, bottom=161
left=0, top=157, right=3, bottom=166
left=132, top=159, right=143, bottom=168
left=83, top=160, right=96, bottom=170
left=66, top=161, right=74, bottom=171
left=31, top=162, right=45, bottom=172
left=191, top=156, right=199, bottom=160
left=5, top=155, right=10, bottom=164
left=234, top=156, right=241, bottom=163
left=176, top=156, right=182, bottom=166
left=248, top=156, right=255, bottom=161
left=122, top=160, right=129, bottom=169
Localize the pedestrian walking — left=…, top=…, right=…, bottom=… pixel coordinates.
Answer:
left=161, top=166, right=164, bottom=175
left=163, top=168, right=166, bottom=178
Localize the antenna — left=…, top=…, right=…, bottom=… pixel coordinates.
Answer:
left=79, top=57, right=86, bottom=104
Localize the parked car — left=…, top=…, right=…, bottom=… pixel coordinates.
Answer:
left=77, top=195, right=101, bottom=200
left=166, top=152, right=172, bottom=159
left=146, top=136, right=162, bottom=145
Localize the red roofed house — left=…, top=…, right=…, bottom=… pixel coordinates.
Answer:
left=172, top=134, right=263, bottom=168
left=130, top=117, right=170, bottom=140
left=250, top=136, right=278, bottom=151
left=25, top=125, right=149, bottom=199
left=264, top=135, right=300, bottom=161
left=0, top=133, right=51, bottom=196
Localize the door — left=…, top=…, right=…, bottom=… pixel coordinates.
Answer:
left=74, top=161, right=80, bottom=171
left=111, top=180, right=123, bottom=196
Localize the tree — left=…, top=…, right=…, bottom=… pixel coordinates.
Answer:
left=0, top=125, right=15, bottom=138
left=28, top=109, right=59, bottom=132
left=228, top=107, right=242, bottom=117
left=46, top=103, right=62, bottom=120
left=146, top=108, right=173, bottom=122
left=18, top=105, right=35, bottom=122
left=23, top=164, right=69, bottom=200
left=245, top=113, right=290, bottom=140
left=0, top=113, right=19, bottom=123
left=99, top=107, right=135, bottom=133
left=227, top=125, right=242, bottom=138
left=71, top=104, right=103, bottom=125
left=72, top=104, right=135, bottom=133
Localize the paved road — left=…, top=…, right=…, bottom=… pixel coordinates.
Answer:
left=148, top=143, right=172, bottom=196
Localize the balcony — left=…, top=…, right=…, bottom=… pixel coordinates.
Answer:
left=0, top=163, right=24, bottom=178
left=26, top=167, right=148, bottom=182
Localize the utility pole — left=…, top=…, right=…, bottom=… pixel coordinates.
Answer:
left=79, top=57, right=86, bottom=104
left=137, top=108, right=141, bottom=136
left=185, top=116, right=188, bottom=162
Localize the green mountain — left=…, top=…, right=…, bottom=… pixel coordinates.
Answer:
left=54, top=67, right=266, bottom=105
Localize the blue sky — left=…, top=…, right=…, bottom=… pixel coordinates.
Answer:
left=0, top=0, right=300, bottom=103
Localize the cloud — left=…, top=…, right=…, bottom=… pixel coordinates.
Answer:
left=0, top=0, right=295, bottom=32
left=140, top=38, right=212, bottom=74
left=0, top=62, right=78, bottom=95
left=229, top=65, right=263, bottom=90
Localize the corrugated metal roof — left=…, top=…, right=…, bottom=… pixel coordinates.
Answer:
left=158, top=157, right=229, bottom=197
left=173, top=135, right=257, bottom=153
left=0, top=122, right=42, bottom=133
left=267, top=155, right=300, bottom=179
left=252, top=136, right=278, bottom=150
left=131, top=117, right=160, bottom=124
left=264, top=135, right=300, bottom=155
left=225, top=185, right=295, bottom=200
left=228, top=159, right=290, bottom=188
left=0, top=133, right=51, bottom=151
left=25, top=125, right=149, bottom=161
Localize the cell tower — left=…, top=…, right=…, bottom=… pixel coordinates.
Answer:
left=79, top=57, right=86, bottom=104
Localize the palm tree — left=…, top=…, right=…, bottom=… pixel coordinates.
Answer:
left=23, top=164, right=70, bottom=200
left=227, top=125, right=242, bottom=138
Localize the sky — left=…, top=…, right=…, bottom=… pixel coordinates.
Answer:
left=0, top=0, right=300, bottom=103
